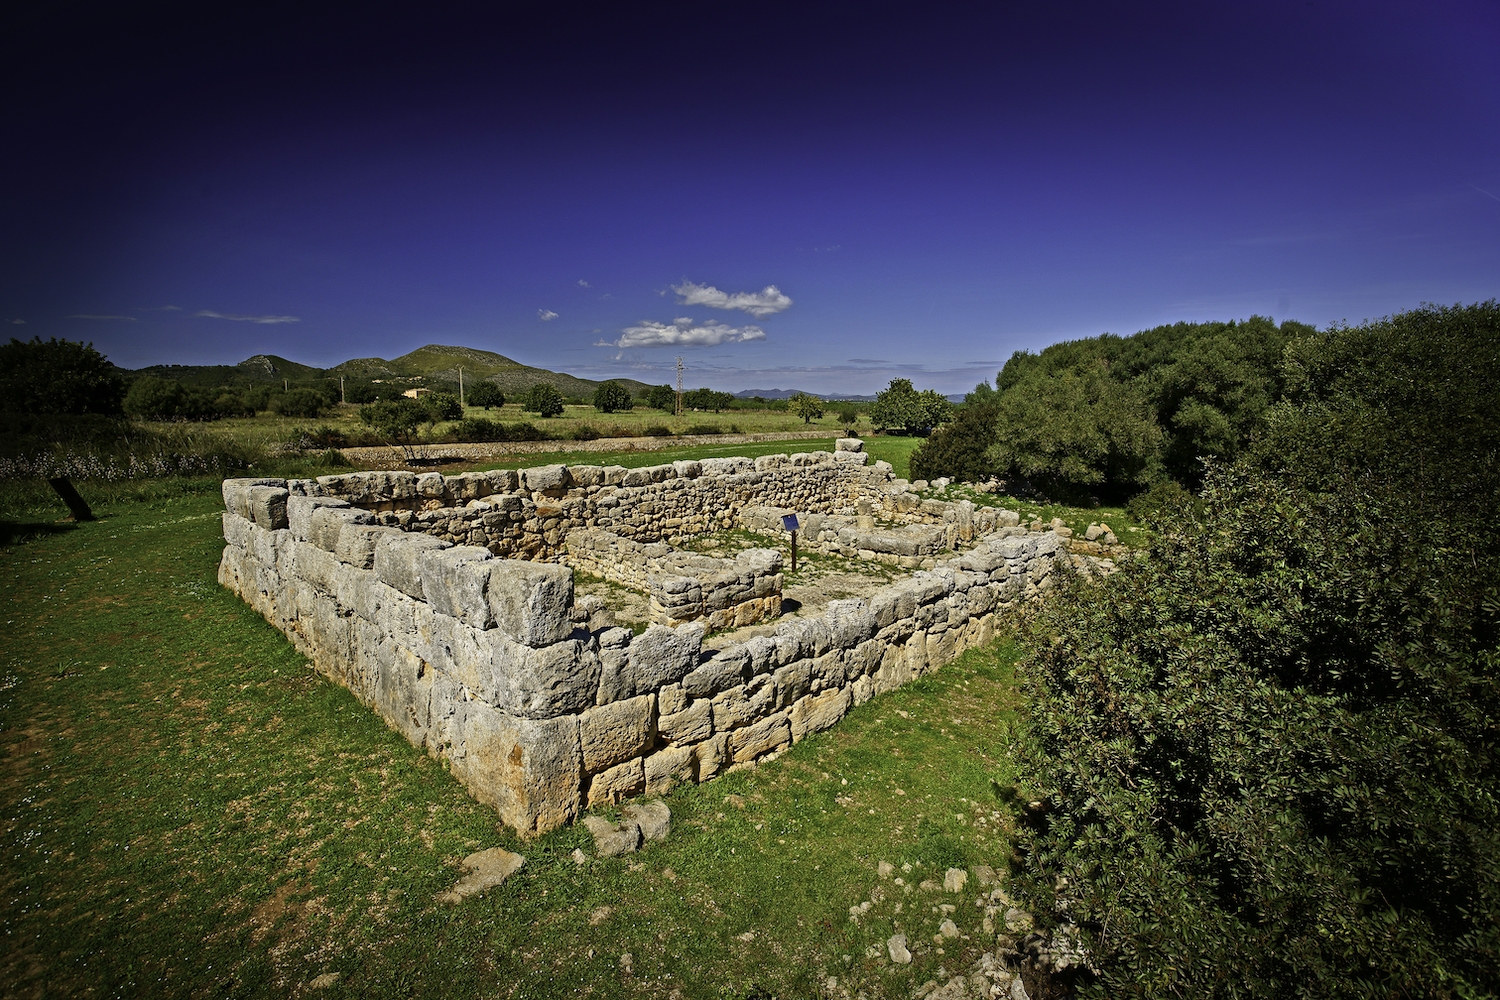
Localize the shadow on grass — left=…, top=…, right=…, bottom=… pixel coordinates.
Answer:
left=0, top=519, right=80, bottom=546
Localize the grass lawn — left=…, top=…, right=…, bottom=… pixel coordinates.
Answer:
left=0, top=483, right=1034, bottom=1000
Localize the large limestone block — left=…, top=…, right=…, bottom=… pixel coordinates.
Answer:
left=683, top=646, right=750, bottom=698
left=419, top=545, right=495, bottom=627
left=291, top=538, right=342, bottom=595
left=287, top=494, right=352, bottom=542
left=374, top=644, right=432, bottom=748
left=625, top=623, right=705, bottom=694
left=221, top=477, right=287, bottom=521
left=671, top=460, right=702, bottom=478
left=374, top=532, right=453, bottom=600
left=483, top=633, right=601, bottom=720
left=824, top=598, right=876, bottom=649
left=658, top=698, right=713, bottom=744
left=693, top=733, right=730, bottom=781
left=712, top=680, right=776, bottom=731
left=487, top=561, right=574, bottom=647
left=587, top=757, right=645, bottom=807
left=453, top=704, right=582, bottom=835
left=835, top=437, right=864, bottom=453
left=335, top=523, right=402, bottom=570
left=247, top=485, right=290, bottom=530
left=594, top=627, right=635, bottom=705
left=729, top=712, right=791, bottom=763
left=833, top=451, right=870, bottom=465
left=772, top=660, right=812, bottom=710
left=221, top=511, right=254, bottom=549
left=522, top=464, right=571, bottom=493
left=309, top=505, right=375, bottom=552
left=790, top=687, right=852, bottom=742
left=579, top=694, right=656, bottom=774
left=644, top=746, right=694, bottom=796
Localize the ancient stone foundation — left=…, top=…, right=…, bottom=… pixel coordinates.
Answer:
left=217, top=443, right=1088, bottom=835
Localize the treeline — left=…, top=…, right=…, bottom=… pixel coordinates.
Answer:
left=911, top=315, right=1317, bottom=496
left=1010, top=303, right=1499, bottom=996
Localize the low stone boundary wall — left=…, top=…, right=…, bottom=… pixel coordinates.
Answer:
left=216, top=458, right=1076, bottom=836
left=565, top=527, right=783, bottom=630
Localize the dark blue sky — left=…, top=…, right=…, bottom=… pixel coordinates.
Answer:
left=3, top=1, right=1497, bottom=394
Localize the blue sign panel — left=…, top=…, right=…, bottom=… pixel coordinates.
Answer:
left=781, top=514, right=800, bottom=532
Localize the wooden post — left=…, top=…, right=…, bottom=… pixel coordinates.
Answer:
left=47, top=478, right=94, bottom=521
left=790, top=529, right=797, bottom=573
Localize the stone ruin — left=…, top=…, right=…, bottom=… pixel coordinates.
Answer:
left=217, top=439, right=1114, bottom=835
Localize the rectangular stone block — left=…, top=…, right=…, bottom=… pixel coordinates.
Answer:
left=645, top=745, right=694, bottom=796
left=486, top=560, right=574, bottom=647
left=587, top=756, right=645, bottom=807
left=790, top=687, right=852, bottom=742
left=451, top=704, right=582, bottom=835
left=309, top=505, right=375, bottom=553
left=480, top=632, right=601, bottom=720
left=693, top=733, right=730, bottom=781
left=712, top=679, right=775, bottom=732
left=334, top=523, right=401, bottom=570
left=580, top=693, right=656, bottom=774
left=374, top=531, right=452, bottom=600
left=248, top=485, right=289, bottom=530
left=625, top=623, right=704, bottom=695
left=418, top=545, right=495, bottom=627
left=658, top=698, right=713, bottom=744
left=729, top=712, right=791, bottom=763
left=287, top=494, right=352, bottom=542
left=522, top=464, right=571, bottom=492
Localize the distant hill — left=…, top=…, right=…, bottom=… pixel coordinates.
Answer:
left=733, top=388, right=880, bottom=402
left=129, top=343, right=654, bottom=399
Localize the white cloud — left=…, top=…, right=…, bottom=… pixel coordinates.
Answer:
left=194, top=310, right=299, bottom=324
left=11, top=319, right=24, bottom=325
left=577, top=279, right=590, bottom=288
left=601, top=318, right=766, bottom=349
left=538, top=309, right=559, bottom=321
left=672, top=281, right=792, bottom=317
left=66, top=314, right=136, bottom=321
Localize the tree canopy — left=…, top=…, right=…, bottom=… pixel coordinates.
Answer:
left=592, top=380, right=633, bottom=413
left=0, top=337, right=124, bottom=415
left=869, top=378, right=950, bottom=434
left=791, top=393, right=824, bottom=423
left=466, top=381, right=504, bottom=409
left=645, top=384, right=677, bottom=412
left=522, top=383, right=565, bottom=417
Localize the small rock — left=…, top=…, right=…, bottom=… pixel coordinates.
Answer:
left=309, top=972, right=340, bottom=989
left=939, top=918, right=959, bottom=938
left=919, top=880, right=940, bottom=893
left=622, top=800, right=672, bottom=842
left=1003, top=907, right=1034, bottom=933
left=434, top=847, right=525, bottom=904
left=736, top=930, right=756, bottom=942
left=930, top=978, right=973, bottom=1000
left=887, top=932, right=912, bottom=964
left=589, top=905, right=613, bottom=925
left=971, top=864, right=997, bottom=887
left=944, top=868, right=968, bottom=893
left=1009, top=975, right=1029, bottom=1000
left=619, top=953, right=634, bottom=975
left=584, top=815, right=643, bottom=857
left=878, top=860, right=895, bottom=879
left=571, top=848, right=588, bottom=865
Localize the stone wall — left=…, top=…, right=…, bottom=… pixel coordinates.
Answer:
left=216, top=448, right=1084, bottom=837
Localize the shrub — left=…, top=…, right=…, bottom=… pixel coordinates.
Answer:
left=870, top=378, right=949, bottom=434
left=317, top=448, right=351, bottom=467
left=1009, top=302, right=1500, bottom=998
left=910, top=394, right=999, bottom=483
left=424, top=392, right=462, bottom=422
left=453, top=418, right=502, bottom=442
left=572, top=425, right=603, bottom=441
left=791, top=393, right=824, bottom=424
left=643, top=425, right=672, bottom=437
left=271, top=388, right=327, bottom=419
left=684, top=424, right=723, bottom=435
left=123, top=376, right=189, bottom=420
left=645, top=384, right=676, bottom=411
left=592, top=380, right=633, bottom=413
left=345, top=382, right=380, bottom=404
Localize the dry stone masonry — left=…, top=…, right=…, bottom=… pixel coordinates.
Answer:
left=217, top=441, right=1107, bottom=835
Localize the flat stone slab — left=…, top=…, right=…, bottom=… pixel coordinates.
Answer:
left=435, top=847, right=525, bottom=904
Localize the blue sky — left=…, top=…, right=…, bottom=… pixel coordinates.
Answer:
left=2, top=2, right=1497, bottom=395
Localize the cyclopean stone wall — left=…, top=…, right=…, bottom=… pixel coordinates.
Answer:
left=216, top=447, right=1087, bottom=836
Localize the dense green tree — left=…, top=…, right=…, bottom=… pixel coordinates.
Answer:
left=645, top=383, right=677, bottom=411
left=0, top=337, right=125, bottom=415
left=359, top=398, right=427, bottom=455
left=870, top=378, right=922, bottom=432
left=791, top=393, right=824, bottom=423
left=834, top=404, right=860, bottom=427
left=424, top=392, right=462, bottom=422
left=986, top=362, right=1162, bottom=498
left=123, top=376, right=190, bottom=419
left=910, top=385, right=999, bottom=483
left=1010, top=302, right=1500, bottom=998
left=593, top=380, right=633, bottom=413
left=345, top=382, right=380, bottom=405
left=523, top=383, right=565, bottom=417
left=682, top=387, right=735, bottom=412
left=466, top=381, right=504, bottom=409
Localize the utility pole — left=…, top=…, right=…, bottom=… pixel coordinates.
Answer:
left=675, top=356, right=684, bottom=418
left=458, top=366, right=465, bottom=407
left=340, top=374, right=345, bottom=404
left=284, top=378, right=288, bottom=392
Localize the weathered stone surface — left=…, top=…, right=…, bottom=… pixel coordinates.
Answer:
left=580, top=694, right=656, bottom=774
left=435, top=847, right=525, bottom=904
left=694, top=733, right=730, bottom=781
left=824, top=598, right=876, bottom=647
left=248, top=485, right=289, bottom=530
left=522, top=464, right=572, bottom=492
left=944, top=867, right=969, bottom=893
left=418, top=545, right=495, bottom=626
left=622, top=800, right=671, bottom=842
left=644, top=746, right=694, bottom=795
left=287, top=494, right=352, bottom=542
left=583, top=814, right=641, bottom=856
left=790, top=686, right=852, bottom=742
left=835, top=437, right=864, bottom=453
left=587, top=757, right=645, bottom=806
left=486, top=560, right=574, bottom=647
left=374, top=531, right=452, bottom=600
left=729, top=712, right=791, bottom=762
left=309, top=505, right=374, bottom=553
left=334, top=523, right=401, bottom=570
left=625, top=623, right=704, bottom=694
left=658, top=698, right=713, bottom=744
left=683, top=646, right=750, bottom=698
left=484, top=634, right=600, bottom=719
left=450, top=705, right=581, bottom=835
left=888, top=933, right=912, bottom=964
left=712, top=681, right=775, bottom=732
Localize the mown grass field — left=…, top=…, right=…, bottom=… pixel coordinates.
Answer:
left=0, top=481, right=1034, bottom=999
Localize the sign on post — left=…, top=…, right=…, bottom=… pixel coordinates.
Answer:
left=782, top=514, right=799, bottom=572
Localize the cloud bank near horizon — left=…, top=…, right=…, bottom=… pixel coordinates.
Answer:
left=602, top=317, right=767, bottom=349
left=194, top=310, right=300, bottom=324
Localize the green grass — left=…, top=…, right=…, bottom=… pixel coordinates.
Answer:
left=0, top=488, right=1031, bottom=999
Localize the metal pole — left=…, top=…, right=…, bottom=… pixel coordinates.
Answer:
left=790, top=529, right=797, bottom=573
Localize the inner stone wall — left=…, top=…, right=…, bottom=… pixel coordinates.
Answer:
left=217, top=447, right=1090, bottom=836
